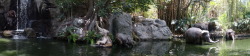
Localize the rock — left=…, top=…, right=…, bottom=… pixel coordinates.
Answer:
left=134, top=19, right=172, bottom=40
left=134, top=23, right=152, bottom=39
left=73, top=18, right=84, bottom=27
left=75, top=28, right=84, bottom=38
left=23, top=28, right=36, bottom=38
left=3, top=30, right=13, bottom=37
left=54, top=17, right=86, bottom=39
left=109, top=12, right=135, bottom=46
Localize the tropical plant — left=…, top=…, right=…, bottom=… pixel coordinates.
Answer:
left=66, top=26, right=79, bottom=43
left=84, top=31, right=102, bottom=44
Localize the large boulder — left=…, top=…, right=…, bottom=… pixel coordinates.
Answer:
left=109, top=12, right=135, bottom=46
left=134, top=18, right=172, bottom=40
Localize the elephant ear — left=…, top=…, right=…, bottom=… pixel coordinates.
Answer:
left=201, top=30, right=210, bottom=41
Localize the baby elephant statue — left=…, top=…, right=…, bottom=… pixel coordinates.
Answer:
left=184, top=27, right=219, bottom=44
left=94, top=22, right=112, bottom=48
left=226, top=29, right=235, bottom=40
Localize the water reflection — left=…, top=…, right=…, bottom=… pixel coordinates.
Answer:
left=0, top=38, right=249, bottom=56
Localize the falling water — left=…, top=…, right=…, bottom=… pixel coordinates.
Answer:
left=14, top=0, right=30, bottom=39
left=16, top=0, right=29, bottom=30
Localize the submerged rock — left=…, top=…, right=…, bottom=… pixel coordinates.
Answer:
left=134, top=18, right=172, bottom=40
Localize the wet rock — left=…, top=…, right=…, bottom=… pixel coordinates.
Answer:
left=23, top=28, right=36, bottom=38
left=73, top=18, right=84, bottom=27
left=54, top=18, right=85, bottom=39
left=134, top=18, right=172, bottom=40
left=109, top=12, right=135, bottom=46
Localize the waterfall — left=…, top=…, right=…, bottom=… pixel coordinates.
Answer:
left=16, top=0, right=29, bottom=31
left=14, top=0, right=30, bottom=39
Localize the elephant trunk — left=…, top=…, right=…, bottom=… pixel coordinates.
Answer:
left=231, top=35, right=235, bottom=40
left=207, top=37, right=219, bottom=43
left=202, top=30, right=219, bottom=43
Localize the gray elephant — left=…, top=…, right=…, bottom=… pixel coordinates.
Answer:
left=192, top=21, right=220, bottom=32
left=184, top=27, right=219, bottom=44
left=226, top=29, right=235, bottom=40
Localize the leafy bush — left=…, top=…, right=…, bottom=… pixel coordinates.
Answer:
left=97, top=0, right=154, bottom=17
left=218, top=13, right=230, bottom=30
left=66, top=26, right=79, bottom=43
left=173, top=18, right=193, bottom=33
left=84, top=31, right=102, bottom=44
left=67, top=34, right=79, bottom=43
left=232, top=18, right=250, bottom=33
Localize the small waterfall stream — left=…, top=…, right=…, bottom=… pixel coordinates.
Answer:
left=17, top=0, right=29, bottom=30
left=14, top=0, right=31, bottom=39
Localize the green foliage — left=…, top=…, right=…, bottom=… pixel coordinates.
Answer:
left=97, top=0, right=154, bottom=17
left=96, top=0, right=110, bottom=17
left=66, top=26, right=79, bottom=43
left=143, top=5, right=158, bottom=19
left=123, top=0, right=154, bottom=13
left=218, top=13, right=229, bottom=30
left=232, top=18, right=250, bottom=33
left=67, top=34, right=79, bottom=43
left=84, top=31, right=102, bottom=44
left=174, top=18, right=193, bottom=33
left=55, top=0, right=84, bottom=16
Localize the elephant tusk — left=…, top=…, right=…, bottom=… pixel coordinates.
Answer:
left=232, top=35, right=235, bottom=40
left=208, top=37, right=219, bottom=43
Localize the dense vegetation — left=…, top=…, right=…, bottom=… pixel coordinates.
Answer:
left=55, top=0, right=250, bottom=34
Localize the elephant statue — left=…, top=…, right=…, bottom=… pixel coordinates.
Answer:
left=93, top=21, right=112, bottom=48
left=184, top=27, right=219, bottom=44
left=192, top=21, right=220, bottom=32
left=226, top=29, right=235, bottom=40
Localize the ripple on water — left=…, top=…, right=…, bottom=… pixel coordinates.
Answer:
left=13, top=35, right=27, bottom=39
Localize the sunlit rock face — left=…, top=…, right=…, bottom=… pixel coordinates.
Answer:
left=133, top=18, right=173, bottom=40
